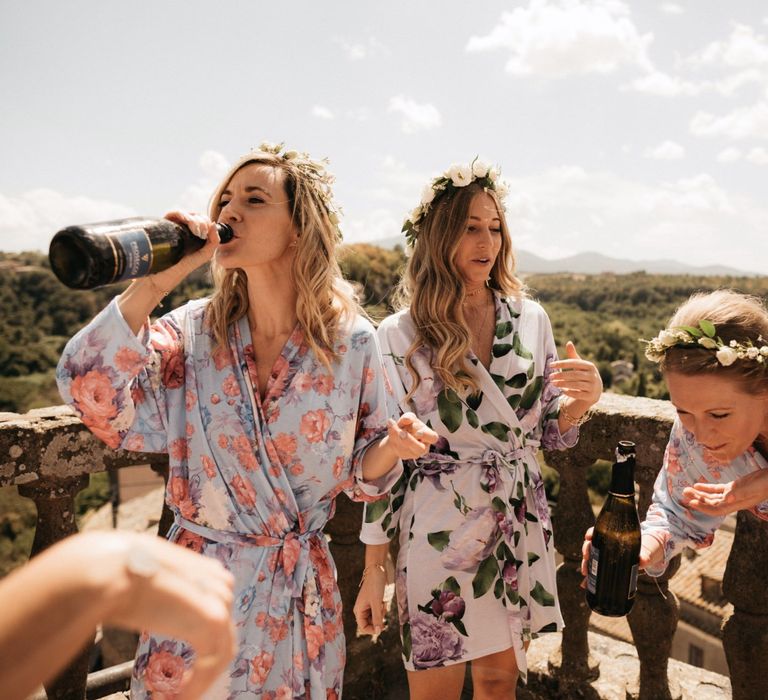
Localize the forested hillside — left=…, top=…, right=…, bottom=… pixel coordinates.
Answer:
left=1, top=247, right=767, bottom=413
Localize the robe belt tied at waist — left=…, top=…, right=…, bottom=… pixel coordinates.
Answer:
left=412, top=441, right=540, bottom=471
left=175, top=516, right=323, bottom=600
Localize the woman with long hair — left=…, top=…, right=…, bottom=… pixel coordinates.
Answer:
left=57, top=143, right=436, bottom=698
left=353, top=161, right=602, bottom=699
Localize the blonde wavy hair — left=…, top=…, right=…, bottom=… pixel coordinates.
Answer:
left=660, top=289, right=768, bottom=394
left=396, top=181, right=526, bottom=400
left=205, top=151, right=358, bottom=368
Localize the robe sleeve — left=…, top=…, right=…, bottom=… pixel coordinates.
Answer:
left=345, top=320, right=403, bottom=503
left=534, top=303, right=578, bottom=450
left=641, top=419, right=725, bottom=576
left=56, top=297, right=186, bottom=454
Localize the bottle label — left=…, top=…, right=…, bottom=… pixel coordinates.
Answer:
left=112, top=229, right=153, bottom=281
left=586, top=545, right=599, bottom=594
left=628, top=563, right=639, bottom=599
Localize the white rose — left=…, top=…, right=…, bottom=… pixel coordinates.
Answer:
left=658, top=330, right=678, bottom=346
left=448, top=165, right=472, bottom=187
left=410, top=206, right=423, bottom=222
left=488, top=166, right=499, bottom=182
left=730, top=340, right=738, bottom=347
left=716, top=347, right=738, bottom=366
left=698, top=337, right=718, bottom=349
left=472, top=160, right=489, bottom=178
left=760, top=346, right=768, bottom=356
left=747, top=346, right=759, bottom=359
left=420, top=184, right=436, bottom=206
left=495, top=180, right=510, bottom=199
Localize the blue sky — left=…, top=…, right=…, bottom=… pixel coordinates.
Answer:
left=1, top=1, right=766, bottom=272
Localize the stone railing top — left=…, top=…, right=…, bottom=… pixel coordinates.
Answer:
left=0, top=405, right=166, bottom=488
left=0, top=394, right=677, bottom=489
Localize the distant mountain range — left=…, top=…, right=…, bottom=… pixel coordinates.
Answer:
left=367, top=236, right=759, bottom=277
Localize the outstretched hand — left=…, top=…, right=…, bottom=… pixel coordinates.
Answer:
left=580, top=527, right=663, bottom=584
left=550, top=341, right=603, bottom=407
left=385, top=412, right=439, bottom=460
left=683, top=469, right=768, bottom=517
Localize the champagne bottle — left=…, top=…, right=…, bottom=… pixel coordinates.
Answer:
left=585, top=440, right=641, bottom=617
left=48, top=217, right=234, bottom=290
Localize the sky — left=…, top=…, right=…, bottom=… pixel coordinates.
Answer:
left=1, top=0, right=767, bottom=273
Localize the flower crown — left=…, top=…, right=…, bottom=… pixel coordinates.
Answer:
left=256, top=141, right=342, bottom=240
left=402, top=158, right=510, bottom=248
left=643, top=320, right=768, bottom=367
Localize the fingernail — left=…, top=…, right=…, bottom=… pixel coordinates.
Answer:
left=399, top=430, right=408, bottom=440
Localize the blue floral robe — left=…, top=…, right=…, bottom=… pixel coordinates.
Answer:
left=360, top=293, right=578, bottom=680
left=57, top=298, right=400, bottom=699
left=642, top=417, right=768, bottom=576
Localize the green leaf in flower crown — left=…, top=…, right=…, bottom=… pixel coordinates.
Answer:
left=472, top=556, right=499, bottom=598
left=495, top=321, right=513, bottom=339
left=481, top=421, right=509, bottom=441
left=438, top=388, right=463, bottom=433
left=493, top=343, right=513, bottom=358
left=699, top=320, right=717, bottom=338
left=427, top=530, right=452, bottom=552
left=512, top=332, right=533, bottom=360
left=506, top=372, right=528, bottom=388
left=678, top=325, right=702, bottom=338
left=364, top=499, right=389, bottom=523
left=530, top=581, right=556, bottom=607
left=519, top=376, right=543, bottom=410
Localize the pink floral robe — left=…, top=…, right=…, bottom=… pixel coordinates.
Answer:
left=57, top=298, right=400, bottom=699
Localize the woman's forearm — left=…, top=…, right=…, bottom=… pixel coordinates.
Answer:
left=360, top=436, right=400, bottom=482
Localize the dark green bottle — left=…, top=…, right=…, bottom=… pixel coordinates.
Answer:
left=585, top=440, right=641, bottom=617
left=49, top=217, right=233, bottom=289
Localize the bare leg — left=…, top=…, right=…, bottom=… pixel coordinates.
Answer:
left=471, top=647, right=521, bottom=700
left=407, top=662, right=466, bottom=700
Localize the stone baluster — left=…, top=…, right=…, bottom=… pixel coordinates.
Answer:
left=547, top=446, right=599, bottom=685
left=626, top=456, right=681, bottom=700
left=722, top=511, right=768, bottom=700
left=17, top=475, right=90, bottom=700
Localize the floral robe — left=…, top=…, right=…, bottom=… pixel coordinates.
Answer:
left=57, top=298, right=400, bottom=699
left=360, top=293, right=578, bottom=680
left=642, top=417, right=768, bottom=576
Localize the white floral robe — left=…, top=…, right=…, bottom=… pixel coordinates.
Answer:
left=360, top=293, right=578, bottom=679
left=57, top=298, right=401, bottom=699
left=642, top=417, right=768, bottom=576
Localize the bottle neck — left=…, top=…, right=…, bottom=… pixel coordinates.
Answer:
left=609, top=458, right=635, bottom=496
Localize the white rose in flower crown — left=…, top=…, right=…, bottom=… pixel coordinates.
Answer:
left=488, top=166, right=499, bottom=182
left=420, top=184, right=436, bottom=206
left=716, top=346, right=738, bottom=366
left=747, top=347, right=759, bottom=359
left=410, top=205, right=423, bottom=222
left=448, top=165, right=472, bottom=187
left=761, top=346, right=768, bottom=356
left=658, top=330, right=679, bottom=346
left=472, top=160, right=489, bottom=178
left=496, top=180, right=510, bottom=199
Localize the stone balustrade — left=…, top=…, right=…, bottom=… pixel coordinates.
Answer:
left=2, top=395, right=766, bottom=700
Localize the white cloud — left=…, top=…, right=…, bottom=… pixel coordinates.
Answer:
left=686, top=24, right=768, bottom=69
left=0, top=189, right=136, bottom=253
left=717, top=147, right=742, bottom=162
left=175, top=150, right=231, bottom=213
left=644, top=140, right=685, bottom=159
left=691, top=100, right=768, bottom=140
left=466, top=0, right=654, bottom=78
left=746, top=147, right=768, bottom=165
left=495, top=167, right=767, bottom=271
left=311, top=105, right=335, bottom=120
left=660, top=3, right=683, bottom=15
left=388, top=96, right=442, bottom=134
left=344, top=208, right=402, bottom=244
left=333, top=36, right=389, bottom=61
left=626, top=70, right=703, bottom=96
